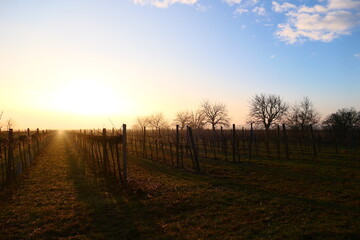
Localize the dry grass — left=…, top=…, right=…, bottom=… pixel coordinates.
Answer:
left=0, top=133, right=359, bottom=239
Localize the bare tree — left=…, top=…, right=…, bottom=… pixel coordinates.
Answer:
left=248, top=93, right=288, bottom=130
left=201, top=99, right=230, bottom=130
left=147, top=112, right=168, bottom=130
left=135, top=116, right=149, bottom=130
left=323, top=107, right=360, bottom=131
left=287, top=97, right=320, bottom=130
left=173, top=111, right=192, bottom=130
left=189, top=110, right=207, bottom=129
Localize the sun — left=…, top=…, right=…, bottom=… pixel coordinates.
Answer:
left=52, top=78, right=131, bottom=116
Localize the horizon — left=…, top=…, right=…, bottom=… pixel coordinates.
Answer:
left=1, top=0, right=359, bottom=129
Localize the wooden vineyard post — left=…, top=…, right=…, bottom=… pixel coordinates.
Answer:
left=212, top=129, right=217, bottom=160
left=36, top=128, right=40, bottom=154
left=221, top=126, right=228, bottom=161
left=282, top=124, right=290, bottom=161
left=310, top=124, right=317, bottom=157
left=187, top=127, right=194, bottom=165
left=90, top=130, right=96, bottom=171
left=27, top=128, right=32, bottom=164
left=102, top=128, right=110, bottom=173
left=232, top=124, right=236, bottom=162
left=122, top=124, right=127, bottom=184
left=83, top=130, right=87, bottom=173
left=18, top=135, right=24, bottom=174
left=41, top=130, right=45, bottom=149
left=7, top=129, right=14, bottom=184
left=143, top=126, right=147, bottom=158
left=221, top=126, right=224, bottom=154
left=176, top=125, right=179, bottom=167
left=242, top=127, right=245, bottom=153
left=277, top=125, right=280, bottom=160
left=0, top=137, right=3, bottom=190
left=83, top=130, right=86, bottom=156
left=249, top=123, right=253, bottom=163
left=188, top=127, right=200, bottom=172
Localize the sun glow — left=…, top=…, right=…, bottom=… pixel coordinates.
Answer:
left=52, top=78, right=133, bottom=116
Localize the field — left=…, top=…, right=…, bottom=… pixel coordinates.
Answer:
left=0, top=129, right=359, bottom=239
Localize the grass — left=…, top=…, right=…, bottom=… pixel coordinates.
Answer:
left=127, top=154, right=360, bottom=239
left=0, top=133, right=359, bottom=239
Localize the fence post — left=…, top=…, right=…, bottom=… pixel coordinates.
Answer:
left=249, top=123, right=253, bottom=163
left=7, top=129, right=15, bottom=184
left=102, top=128, right=109, bottom=173
left=221, top=126, right=224, bottom=154
left=36, top=128, right=40, bottom=154
left=212, top=128, right=217, bottom=159
left=123, top=124, right=127, bottom=184
left=0, top=133, right=3, bottom=190
left=143, top=126, right=147, bottom=158
left=277, top=125, right=280, bottom=160
left=188, top=127, right=200, bottom=172
left=176, top=125, right=179, bottom=167
left=242, top=127, right=245, bottom=153
left=27, top=128, right=32, bottom=164
left=282, top=124, right=290, bottom=161
left=232, top=124, right=236, bottom=162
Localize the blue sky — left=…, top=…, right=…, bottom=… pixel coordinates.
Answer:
left=0, top=0, right=359, bottom=129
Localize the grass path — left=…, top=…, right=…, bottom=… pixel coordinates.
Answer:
left=0, top=134, right=166, bottom=240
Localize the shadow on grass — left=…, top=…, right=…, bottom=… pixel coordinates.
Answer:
left=63, top=138, right=170, bottom=240
left=201, top=156, right=360, bottom=186
left=132, top=154, right=360, bottom=214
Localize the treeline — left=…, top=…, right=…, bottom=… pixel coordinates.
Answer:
left=133, top=95, right=360, bottom=135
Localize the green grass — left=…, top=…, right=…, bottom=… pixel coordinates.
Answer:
left=0, top=133, right=359, bottom=239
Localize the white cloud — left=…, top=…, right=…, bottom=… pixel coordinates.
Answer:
left=252, top=6, right=266, bottom=15
left=272, top=1, right=296, bottom=13
left=298, top=5, right=327, bottom=13
left=132, top=0, right=360, bottom=44
left=276, top=0, right=360, bottom=44
left=224, top=0, right=242, bottom=6
left=234, top=7, right=249, bottom=15
left=329, top=0, right=360, bottom=10
left=196, top=4, right=212, bottom=12
left=355, top=53, right=360, bottom=58
left=132, top=0, right=147, bottom=5
left=270, top=55, right=276, bottom=58
left=132, top=0, right=198, bottom=8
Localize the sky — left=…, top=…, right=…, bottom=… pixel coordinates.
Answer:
left=0, top=0, right=359, bottom=130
